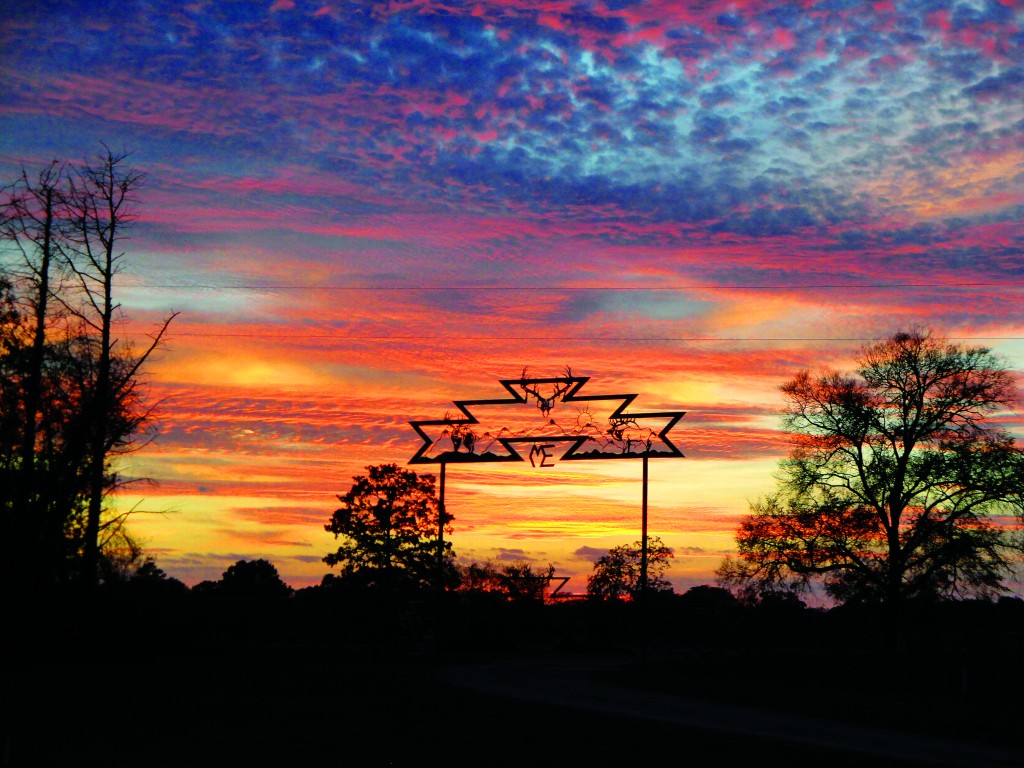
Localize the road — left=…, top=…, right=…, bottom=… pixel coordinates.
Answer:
left=439, top=653, right=1024, bottom=768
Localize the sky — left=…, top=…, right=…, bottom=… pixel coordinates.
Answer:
left=1, top=0, right=1022, bottom=592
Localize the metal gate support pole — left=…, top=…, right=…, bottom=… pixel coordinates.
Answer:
left=640, top=452, right=649, bottom=598
left=437, top=461, right=447, bottom=594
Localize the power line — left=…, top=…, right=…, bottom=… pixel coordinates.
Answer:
left=122, top=331, right=1024, bottom=341
left=136, top=282, right=1024, bottom=291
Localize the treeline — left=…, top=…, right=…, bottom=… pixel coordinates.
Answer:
left=19, top=554, right=1024, bottom=658
left=8, top=559, right=1023, bottom=767
left=79, top=552, right=710, bottom=610
left=0, top=148, right=175, bottom=592
left=94, top=555, right=657, bottom=603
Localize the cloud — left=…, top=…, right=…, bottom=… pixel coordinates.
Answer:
left=5, top=0, right=1022, bottom=592
left=573, top=546, right=608, bottom=563
left=290, top=554, right=325, bottom=563
left=215, top=527, right=314, bottom=547
left=963, top=68, right=1024, bottom=100
left=493, top=547, right=536, bottom=562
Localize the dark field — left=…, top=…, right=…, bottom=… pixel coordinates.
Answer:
left=4, top=594, right=1022, bottom=767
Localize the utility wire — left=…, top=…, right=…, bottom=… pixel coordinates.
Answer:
left=136, top=282, right=1024, bottom=291
left=117, top=331, right=1024, bottom=341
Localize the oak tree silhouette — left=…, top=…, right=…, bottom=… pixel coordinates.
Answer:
left=718, top=329, right=1024, bottom=604
left=587, top=536, right=673, bottom=600
left=324, top=463, right=454, bottom=592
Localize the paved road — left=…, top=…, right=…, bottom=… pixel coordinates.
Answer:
left=439, top=654, right=1024, bottom=768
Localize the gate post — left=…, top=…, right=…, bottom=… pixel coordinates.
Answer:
left=640, top=451, right=649, bottom=597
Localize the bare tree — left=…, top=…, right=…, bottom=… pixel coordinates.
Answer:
left=58, top=146, right=176, bottom=586
left=1, top=148, right=177, bottom=590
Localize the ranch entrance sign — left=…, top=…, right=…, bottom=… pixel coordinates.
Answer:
left=409, top=369, right=686, bottom=594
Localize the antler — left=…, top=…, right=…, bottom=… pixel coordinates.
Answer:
left=518, top=367, right=574, bottom=416
left=521, top=381, right=544, bottom=401
left=607, top=416, right=640, bottom=440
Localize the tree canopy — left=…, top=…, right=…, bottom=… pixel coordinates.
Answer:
left=217, top=559, right=292, bottom=598
left=718, top=329, right=1024, bottom=604
left=456, top=560, right=556, bottom=602
left=324, top=463, right=453, bottom=592
left=587, top=536, right=673, bottom=600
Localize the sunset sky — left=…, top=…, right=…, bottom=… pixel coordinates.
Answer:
left=2, top=0, right=1022, bottom=591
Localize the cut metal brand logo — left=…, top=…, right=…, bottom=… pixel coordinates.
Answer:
left=409, top=369, right=685, bottom=466
left=529, top=444, right=556, bottom=467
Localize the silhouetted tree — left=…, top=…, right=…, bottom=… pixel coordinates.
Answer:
left=457, top=560, right=556, bottom=602
left=191, top=559, right=292, bottom=598
left=0, top=275, right=23, bottom=576
left=62, top=146, right=176, bottom=585
left=0, top=149, right=176, bottom=590
left=220, top=559, right=292, bottom=598
left=1, top=162, right=66, bottom=575
left=587, top=537, right=673, bottom=600
left=718, top=329, right=1024, bottom=605
left=2, top=163, right=75, bottom=588
left=324, top=463, right=453, bottom=592
left=99, top=535, right=187, bottom=595
left=124, top=558, right=187, bottom=594
left=676, top=584, right=739, bottom=610
left=190, top=579, right=220, bottom=595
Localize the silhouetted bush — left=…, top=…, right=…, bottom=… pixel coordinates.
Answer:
left=191, top=559, right=292, bottom=600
